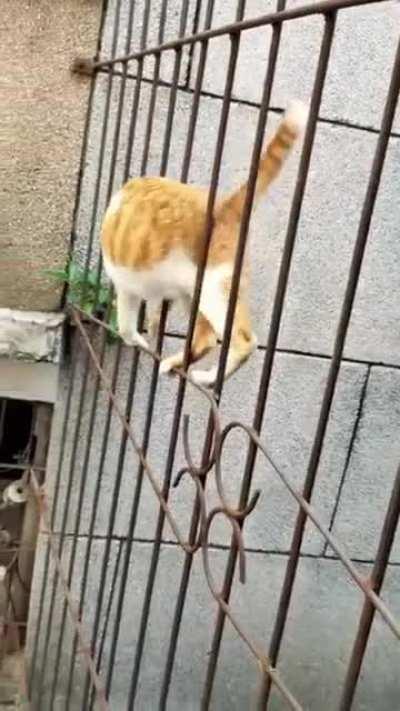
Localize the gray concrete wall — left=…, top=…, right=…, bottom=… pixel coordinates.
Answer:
left=27, top=1, right=400, bottom=709
left=0, top=0, right=102, bottom=311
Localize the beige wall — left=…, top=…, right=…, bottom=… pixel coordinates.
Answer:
left=0, top=0, right=102, bottom=311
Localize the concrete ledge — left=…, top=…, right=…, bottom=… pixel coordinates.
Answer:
left=0, top=309, right=64, bottom=363
left=0, top=361, right=59, bottom=403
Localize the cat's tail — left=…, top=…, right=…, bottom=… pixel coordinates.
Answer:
left=216, top=100, right=308, bottom=223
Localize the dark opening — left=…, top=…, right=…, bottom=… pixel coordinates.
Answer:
left=0, top=399, right=35, bottom=481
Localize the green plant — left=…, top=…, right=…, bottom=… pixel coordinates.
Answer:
left=44, top=259, right=118, bottom=339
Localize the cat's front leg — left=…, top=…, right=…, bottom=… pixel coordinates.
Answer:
left=117, top=289, right=149, bottom=350
left=146, top=300, right=163, bottom=341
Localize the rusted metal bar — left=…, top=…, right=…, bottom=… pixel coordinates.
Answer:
left=202, top=10, right=337, bottom=707
left=339, top=465, right=400, bottom=710
left=51, top=340, right=122, bottom=709
left=33, top=1, right=127, bottom=701
left=104, top=3, right=216, bottom=700
left=162, top=0, right=287, bottom=706
left=13, top=405, right=52, bottom=644
left=262, top=31, right=400, bottom=708
left=28, top=300, right=400, bottom=710
left=92, top=0, right=385, bottom=70
left=35, top=349, right=91, bottom=709
left=29, top=470, right=110, bottom=711
left=28, top=337, right=80, bottom=701
left=63, top=2, right=141, bottom=707
left=126, top=25, right=243, bottom=711
left=71, top=310, right=304, bottom=709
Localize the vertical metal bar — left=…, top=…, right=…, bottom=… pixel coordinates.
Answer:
left=123, top=58, right=144, bottom=180
left=339, top=468, right=400, bottom=711
left=62, top=1, right=139, bottom=689
left=157, top=27, right=216, bottom=711
left=76, top=3, right=153, bottom=708
left=160, top=3, right=283, bottom=707
left=0, top=400, right=7, bottom=447
left=234, top=0, right=247, bottom=21
left=69, top=22, right=150, bottom=707
left=96, top=540, right=124, bottom=673
left=33, top=0, right=125, bottom=702
left=161, top=0, right=248, bottom=702
left=99, top=4, right=172, bottom=694
left=28, top=337, right=79, bottom=700
left=182, top=0, right=203, bottom=89
left=109, top=39, right=188, bottom=711
left=103, top=307, right=168, bottom=698
left=39, top=12, right=126, bottom=702
left=81, top=0, right=124, bottom=300
left=64, top=351, right=125, bottom=711
left=202, top=12, right=337, bottom=708
left=139, top=2, right=170, bottom=175
left=80, top=336, right=129, bottom=711
left=263, top=33, right=400, bottom=708
left=83, top=2, right=190, bottom=704
left=140, top=52, right=162, bottom=175
left=16, top=405, right=52, bottom=644
left=65, top=0, right=106, bottom=305
left=57, top=4, right=135, bottom=666
left=50, top=0, right=138, bottom=701
left=35, top=346, right=91, bottom=709
left=123, top=0, right=153, bottom=182
left=51, top=340, right=122, bottom=709
left=78, top=333, right=143, bottom=706
left=126, top=28, right=243, bottom=711
left=160, top=1, right=190, bottom=176
left=105, top=3, right=138, bottom=201
left=27, top=337, right=79, bottom=701
left=180, top=0, right=215, bottom=183
left=103, top=2, right=209, bottom=698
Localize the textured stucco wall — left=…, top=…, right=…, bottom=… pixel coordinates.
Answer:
left=0, top=0, right=102, bottom=311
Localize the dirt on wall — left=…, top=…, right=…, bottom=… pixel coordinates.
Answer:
left=0, top=0, right=102, bottom=311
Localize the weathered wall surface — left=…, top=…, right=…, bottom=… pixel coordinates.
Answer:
left=0, top=0, right=102, bottom=311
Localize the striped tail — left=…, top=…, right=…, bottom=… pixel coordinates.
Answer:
left=216, top=100, right=308, bottom=223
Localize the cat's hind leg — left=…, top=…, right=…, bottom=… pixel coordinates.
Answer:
left=159, top=311, right=217, bottom=375
left=191, top=280, right=257, bottom=387
left=117, top=289, right=149, bottom=349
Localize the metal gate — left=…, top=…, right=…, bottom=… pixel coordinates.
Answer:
left=27, top=1, right=400, bottom=709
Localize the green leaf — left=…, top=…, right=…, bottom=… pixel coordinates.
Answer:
left=68, top=261, right=85, bottom=284
left=109, top=308, right=118, bottom=331
left=87, top=269, right=100, bottom=288
left=81, top=301, right=94, bottom=316
left=68, top=283, right=83, bottom=302
left=42, top=268, right=69, bottom=282
left=98, top=286, right=111, bottom=305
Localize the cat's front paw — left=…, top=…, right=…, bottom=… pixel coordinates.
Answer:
left=120, top=330, right=149, bottom=351
left=159, top=351, right=185, bottom=375
left=190, top=367, right=217, bottom=388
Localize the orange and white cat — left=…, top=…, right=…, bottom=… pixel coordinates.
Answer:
left=101, top=101, right=307, bottom=386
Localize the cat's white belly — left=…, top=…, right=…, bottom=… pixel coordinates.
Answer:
left=103, top=250, right=197, bottom=301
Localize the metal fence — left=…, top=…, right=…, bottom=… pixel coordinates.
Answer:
left=0, top=400, right=51, bottom=706
left=27, top=0, right=400, bottom=709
